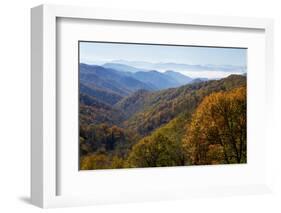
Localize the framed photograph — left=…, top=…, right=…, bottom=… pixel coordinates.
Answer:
left=31, top=4, right=274, bottom=208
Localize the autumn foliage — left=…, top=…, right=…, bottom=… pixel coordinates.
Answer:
left=79, top=75, right=247, bottom=170
left=183, top=86, right=246, bottom=165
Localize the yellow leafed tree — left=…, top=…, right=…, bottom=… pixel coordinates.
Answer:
left=183, top=86, right=247, bottom=165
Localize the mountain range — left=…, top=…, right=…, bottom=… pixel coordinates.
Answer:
left=79, top=62, right=247, bottom=169
left=80, top=63, right=208, bottom=105
left=116, top=74, right=246, bottom=135
left=102, top=60, right=246, bottom=73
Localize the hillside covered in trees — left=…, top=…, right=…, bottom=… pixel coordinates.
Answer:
left=79, top=63, right=247, bottom=170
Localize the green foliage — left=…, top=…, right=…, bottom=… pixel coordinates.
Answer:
left=154, top=112, right=191, bottom=144
left=127, top=131, right=185, bottom=168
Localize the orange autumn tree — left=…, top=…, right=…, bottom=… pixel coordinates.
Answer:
left=183, top=86, right=246, bottom=165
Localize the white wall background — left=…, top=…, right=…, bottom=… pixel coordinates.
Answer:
left=0, top=0, right=280, bottom=212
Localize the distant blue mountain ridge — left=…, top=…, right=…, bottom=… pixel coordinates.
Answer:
left=79, top=63, right=201, bottom=105
left=101, top=62, right=195, bottom=87
left=103, top=62, right=146, bottom=73
left=108, top=60, right=246, bottom=73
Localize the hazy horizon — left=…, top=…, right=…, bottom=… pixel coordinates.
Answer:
left=79, top=42, right=247, bottom=79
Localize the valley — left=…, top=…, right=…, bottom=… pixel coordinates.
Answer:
left=79, top=63, right=247, bottom=169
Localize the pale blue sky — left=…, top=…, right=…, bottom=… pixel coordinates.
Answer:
left=79, top=41, right=247, bottom=67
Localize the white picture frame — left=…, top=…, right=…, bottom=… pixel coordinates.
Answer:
left=31, top=4, right=274, bottom=208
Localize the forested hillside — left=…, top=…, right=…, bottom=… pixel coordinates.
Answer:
left=79, top=63, right=247, bottom=170
left=119, top=74, right=246, bottom=136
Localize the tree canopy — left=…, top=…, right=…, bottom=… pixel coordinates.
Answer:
left=79, top=74, right=247, bottom=170
left=127, top=132, right=185, bottom=168
left=182, top=86, right=247, bottom=165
